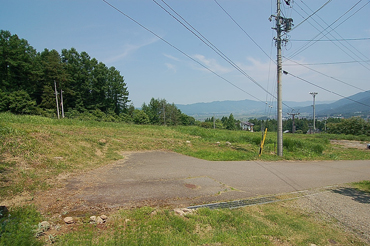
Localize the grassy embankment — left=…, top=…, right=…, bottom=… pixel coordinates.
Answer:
left=1, top=113, right=369, bottom=245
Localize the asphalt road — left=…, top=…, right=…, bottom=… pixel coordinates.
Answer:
left=66, top=151, right=370, bottom=208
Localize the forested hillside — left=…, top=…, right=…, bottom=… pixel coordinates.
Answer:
left=0, top=30, right=196, bottom=126
left=0, top=30, right=129, bottom=116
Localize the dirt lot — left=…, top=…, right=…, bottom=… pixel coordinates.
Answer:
left=330, top=139, right=369, bottom=149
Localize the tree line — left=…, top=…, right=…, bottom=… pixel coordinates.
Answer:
left=2, top=30, right=369, bottom=133
left=0, top=30, right=129, bottom=116
left=0, top=30, right=196, bottom=126
left=201, top=115, right=370, bottom=136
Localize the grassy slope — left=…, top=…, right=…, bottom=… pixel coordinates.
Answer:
left=1, top=113, right=369, bottom=245
left=1, top=112, right=370, bottom=198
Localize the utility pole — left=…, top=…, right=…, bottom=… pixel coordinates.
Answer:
left=54, top=80, right=60, bottom=119
left=287, top=112, right=300, bottom=133
left=163, top=101, right=166, bottom=125
left=60, top=90, right=65, bottom=118
left=271, top=0, right=292, bottom=156
left=276, top=0, right=283, bottom=156
left=270, top=0, right=293, bottom=155
left=310, top=92, right=318, bottom=132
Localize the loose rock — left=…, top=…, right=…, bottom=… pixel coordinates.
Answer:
left=96, top=216, right=104, bottom=224
left=90, top=216, right=97, bottom=223
left=63, top=217, right=74, bottom=224
left=174, top=208, right=194, bottom=216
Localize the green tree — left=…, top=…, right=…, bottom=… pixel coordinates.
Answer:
left=179, top=113, right=196, bottom=126
left=4, top=90, right=36, bottom=114
left=133, top=109, right=150, bottom=124
left=106, top=66, right=129, bottom=115
left=38, top=49, right=68, bottom=112
left=142, top=98, right=163, bottom=124
left=225, top=113, right=237, bottom=130
left=0, top=31, right=130, bottom=118
left=0, top=30, right=39, bottom=95
left=328, top=117, right=370, bottom=136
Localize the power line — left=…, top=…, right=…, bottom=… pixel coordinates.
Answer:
left=154, top=0, right=271, bottom=96
left=297, top=0, right=370, bottom=65
left=101, top=0, right=271, bottom=105
left=213, top=0, right=279, bottom=118
left=213, top=0, right=274, bottom=63
left=283, top=59, right=370, bottom=66
left=152, top=0, right=294, bottom=111
left=283, top=56, right=370, bottom=96
left=283, top=70, right=370, bottom=109
left=288, top=1, right=360, bottom=55
left=290, top=0, right=332, bottom=32
left=291, top=37, right=370, bottom=42
left=288, top=0, right=370, bottom=71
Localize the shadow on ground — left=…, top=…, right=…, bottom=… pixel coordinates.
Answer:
left=332, top=188, right=370, bottom=204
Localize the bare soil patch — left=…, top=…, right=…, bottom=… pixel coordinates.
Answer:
left=330, top=140, right=369, bottom=150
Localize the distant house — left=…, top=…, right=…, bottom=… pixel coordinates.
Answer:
left=240, top=121, right=254, bottom=132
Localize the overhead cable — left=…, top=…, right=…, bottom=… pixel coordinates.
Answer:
left=213, top=0, right=274, bottom=63
left=152, top=0, right=294, bottom=111
left=290, top=37, right=370, bottom=42
left=283, top=56, right=370, bottom=96
left=288, top=0, right=370, bottom=71
left=290, top=0, right=332, bottom=32
left=213, top=0, right=279, bottom=117
left=283, top=70, right=370, bottom=109
left=101, top=0, right=272, bottom=105
left=298, top=0, right=370, bottom=65
left=288, top=1, right=364, bottom=57
left=283, top=59, right=370, bottom=66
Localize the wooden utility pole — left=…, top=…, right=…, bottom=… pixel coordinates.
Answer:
left=54, top=81, right=60, bottom=119
left=163, top=101, right=166, bottom=125
left=60, top=90, right=65, bottom=118
left=287, top=112, right=300, bottom=133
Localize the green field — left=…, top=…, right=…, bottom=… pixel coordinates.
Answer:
left=1, top=113, right=369, bottom=245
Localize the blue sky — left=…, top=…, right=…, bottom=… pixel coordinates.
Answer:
left=1, top=0, right=369, bottom=110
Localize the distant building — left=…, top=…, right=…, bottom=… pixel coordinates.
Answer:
left=240, top=121, right=254, bottom=132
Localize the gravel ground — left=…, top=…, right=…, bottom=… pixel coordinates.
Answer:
left=296, top=186, right=370, bottom=244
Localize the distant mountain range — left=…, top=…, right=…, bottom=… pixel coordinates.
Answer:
left=177, top=91, right=370, bottom=120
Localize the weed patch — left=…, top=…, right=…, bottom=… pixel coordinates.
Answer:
left=351, top=180, right=370, bottom=193
left=0, top=205, right=43, bottom=246
left=54, top=203, right=363, bottom=245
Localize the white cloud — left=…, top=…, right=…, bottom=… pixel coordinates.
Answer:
left=192, top=54, right=232, bottom=74
left=165, top=63, right=177, bottom=73
left=163, top=53, right=181, bottom=62
left=103, top=37, right=159, bottom=64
